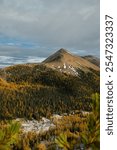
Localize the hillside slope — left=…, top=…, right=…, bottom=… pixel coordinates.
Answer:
left=82, top=55, right=100, bottom=67
left=0, top=49, right=100, bottom=120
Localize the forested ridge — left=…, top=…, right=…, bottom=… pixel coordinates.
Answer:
left=0, top=64, right=99, bottom=120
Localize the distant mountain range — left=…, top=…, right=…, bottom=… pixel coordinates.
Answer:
left=0, top=48, right=100, bottom=120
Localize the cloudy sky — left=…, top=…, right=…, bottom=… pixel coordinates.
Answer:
left=0, top=0, right=100, bottom=62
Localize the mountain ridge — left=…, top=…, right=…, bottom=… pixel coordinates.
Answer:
left=42, top=48, right=99, bottom=76
left=82, top=55, right=100, bottom=67
left=0, top=48, right=100, bottom=77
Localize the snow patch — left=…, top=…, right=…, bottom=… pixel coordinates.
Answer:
left=63, top=63, right=67, bottom=69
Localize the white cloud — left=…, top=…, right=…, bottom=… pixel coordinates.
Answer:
left=0, top=55, right=45, bottom=68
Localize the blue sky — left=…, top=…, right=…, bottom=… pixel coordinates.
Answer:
left=0, top=35, right=38, bottom=48
left=0, top=0, right=100, bottom=58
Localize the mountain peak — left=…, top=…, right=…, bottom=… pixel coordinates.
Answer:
left=43, top=48, right=99, bottom=76
left=43, top=48, right=70, bottom=63
left=57, top=48, right=68, bottom=54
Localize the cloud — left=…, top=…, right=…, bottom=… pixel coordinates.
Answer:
left=0, top=0, right=100, bottom=57
left=0, top=55, right=45, bottom=68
